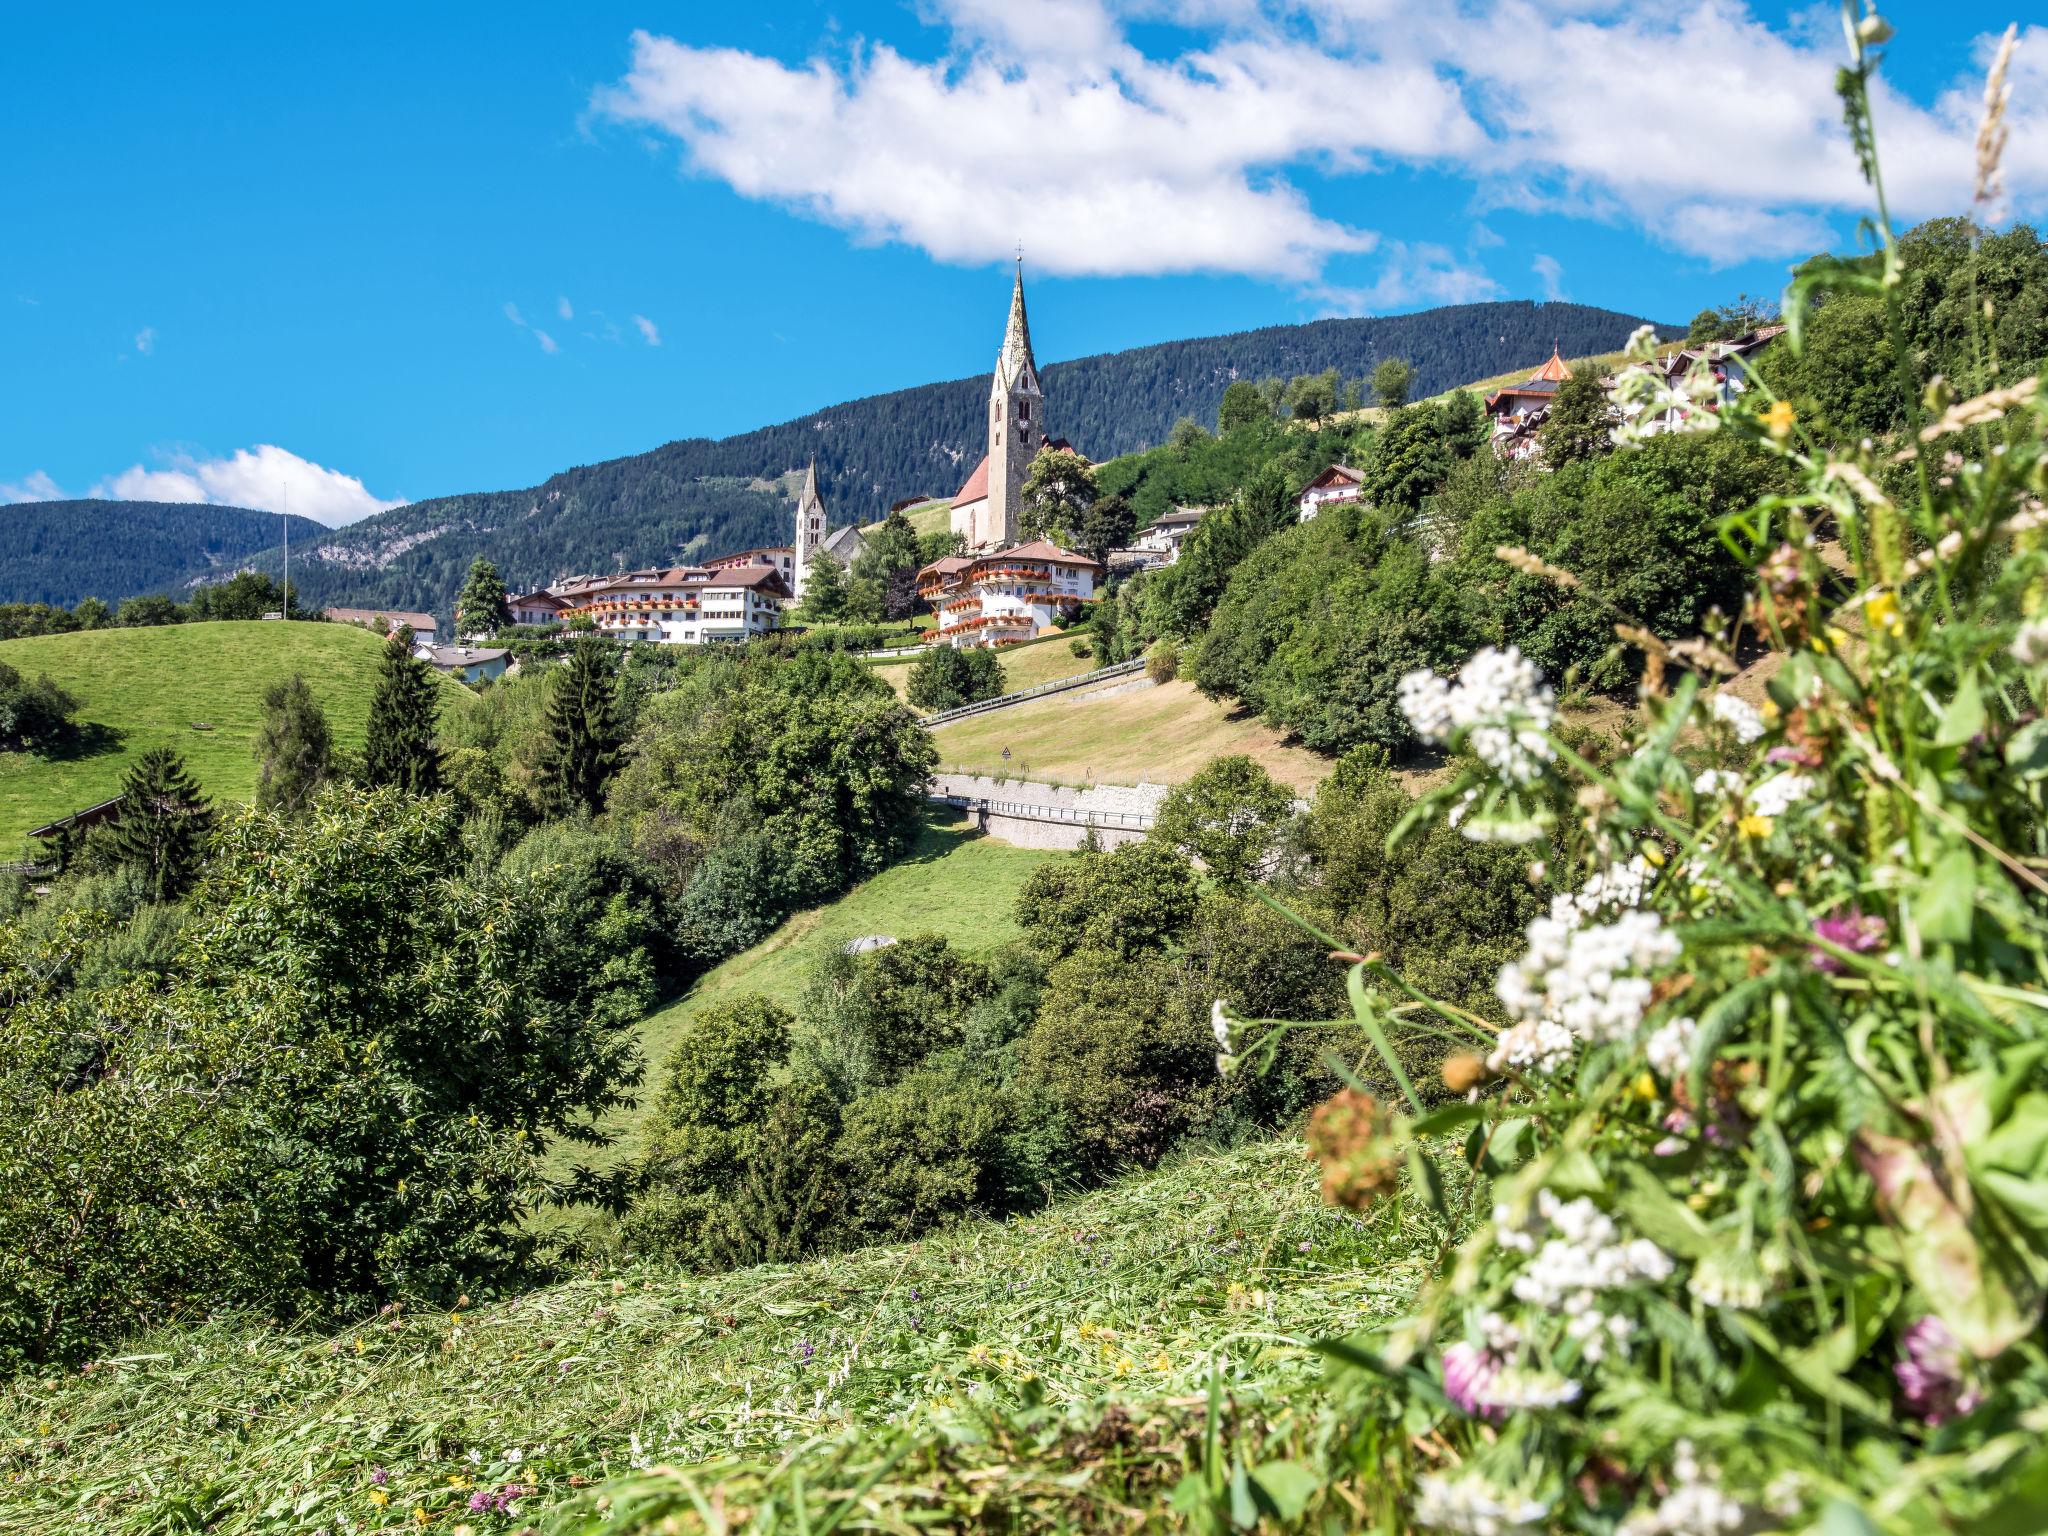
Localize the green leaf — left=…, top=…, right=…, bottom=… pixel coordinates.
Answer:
left=1813, top=1500, right=1885, bottom=1536
left=1728, top=1314, right=1890, bottom=1422
left=1961, top=1444, right=2048, bottom=1535
left=1934, top=673, right=1988, bottom=748
left=1413, top=1102, right=1489, bottom=1136
left=2006, top=719, right=2048, bottom=780
left=1249, top=1461, right=1320, bottom=1522
left=1911, top=846, right=1978, bottom=946
left=1612, top=1164, right=1714, bottom=1260
left=1970, top=1092, right=2048, bottom=1246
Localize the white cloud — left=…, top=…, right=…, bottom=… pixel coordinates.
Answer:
left=504, top=300, right=561, bottom=353
left=1531, top=253, right=1564, bottom=302
left=134, top=326, right=156, bottom=355
left=558, top=294, right=575, bottom=320
left=0, top=470, right=66, bottom=503
left=632, top=313, right=662, bottom=346
left=89, top=445, right=405, bottom=527
left=594, top=3, right=2048, bottom=290
left=1310, top=241, right=1500, bottom=314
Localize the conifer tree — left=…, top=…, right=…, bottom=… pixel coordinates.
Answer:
left=797, top=549, right=846, bottom=622
left=456, top=557, right=511, bottom=637
left=538, top=638, right=626, bottom=819
left=1539, top=364, right=1615, bottom=468
left=107, top=746, right=213, bottom=901
left=253, top=673, right=334, bottom=815
left=361, top=631, right=443, bottom=794
left=1371, top=356, right=1415, bottom=410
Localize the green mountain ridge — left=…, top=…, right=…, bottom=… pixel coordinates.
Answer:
left=0, top=500, right=327, bottom=608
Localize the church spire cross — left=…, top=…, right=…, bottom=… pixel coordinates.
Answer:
left=997, top=258, right=1036, bottom=389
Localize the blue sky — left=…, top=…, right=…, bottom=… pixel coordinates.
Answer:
left=3, top=2, right=2040, bottom=524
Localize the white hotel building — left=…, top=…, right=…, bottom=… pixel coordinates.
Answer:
left=557, top=562, right=791, bottom=644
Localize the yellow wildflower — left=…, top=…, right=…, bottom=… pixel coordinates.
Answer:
left=414, top=1508, right=430, bottom=1526
left=448, top=1475, right=469, bottom=1488
left=1739, top=814, right=1775, bottom=839
left=1631, top=1073, right=1659, bottom=1102
left=369, top=1489, right=391, bottom=1508
left=1116, top=1356, right=1133, bottom=1374
left=1763, top=400, right=1796, bottom=440
left=1863, top=591, right=1904, bottom=638
left=1153, top=1352, right=1172, bottom=1372
left=1643, top=845, right=1666, bottom=867
left=1076, top=1322, right=1095, bottom=1340
left=353, top=1337, right=366, bottom=1355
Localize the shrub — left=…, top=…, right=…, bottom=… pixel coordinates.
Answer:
left=1020, top=951, right=1214, bottom=1174
left=1144, top=639, right=1179, bottom=683
left=1068, top=637, right=1092, bottom=659
left=1148, top=754, right=1296, bottom=890
left=906, top=645, right=1005, bottom=711
left=1014, top=839, right=1200, bottom=961
left=797, top=934, right=993, bottom=1094
left=0, top=660, right=80, bottom=754
left=834, top=1068, right=1006, bottom=1240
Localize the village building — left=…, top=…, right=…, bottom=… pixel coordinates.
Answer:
left=414, top=643, right=510, bottom=684
left=1297, top=464, right=1366, bottom=522
left=557, top=561, right=791, bottom=645
left=1115, top=505, right=1210, bottom=570
left=698, top=463, right=866, bottom=608
left=918, top=539, right=1101, bottom=648
left=508, top=590, right=567, bottom=627
left=705, top=546, right=797, bottom=590
left=326, top=606, right=438, bottom=642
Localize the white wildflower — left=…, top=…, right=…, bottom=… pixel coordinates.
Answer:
left=1487, top=1368, right=1582, bottom=1409
left=1399, top=646, right=1556, bottom=785
left=1486, top=1019, right=1576, bottom=1076
left=1616, top=1443, right=1747, bottom=1536
left=1746, top=773, right=1813, bottom=818
left=1414, top=1473, right=1550, bottom=1535
left=1494, top=910, right=1681, bottom=1066
left=1506, top=1193, right=1674, bottom=1314
left=1644, top=1016, right=1696, bottom=1080
left=1551, top=855, right=1655, bottom=926
left=2013, top=619, right=2048, bottom=666
left=1688, top=1249, right=1767, bottom=1311
left=1690, top=768, right=1742, bottom=796
left=1709, top=692, right=1766, bottom=744
left=1624, top=323, right=1660, bottom=363
left=503, top=1447, right=524, bottom=1466
left=1209, top=999, right=1232, bottom=1052
left=1566, top=1307, right=1635, bottom=1364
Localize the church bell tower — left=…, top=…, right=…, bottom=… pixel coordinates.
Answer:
left=793, top=460, right=826, bottom=600
left=986, top=259, right=1042, bottom=550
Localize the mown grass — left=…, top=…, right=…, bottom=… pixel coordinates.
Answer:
left=0, top=1138, right=1430, bottom=1536
left=932, top=678, right=1334, bottom=794
left=0, top=622, right=472, bottom=850
left=583, top=814, right=1056, bottom=1173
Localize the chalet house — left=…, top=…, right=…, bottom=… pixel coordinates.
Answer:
left=414, top=643, right=510, bottom=684
left=508, top=590, right=567, bottom=627
left=917, top=539, right=1100, bottom=649
left=1297, top=464, right=1366, bottom=523
left=705, top=546, right=797, bottom=591
left=326, top=607, right=438, bottom=643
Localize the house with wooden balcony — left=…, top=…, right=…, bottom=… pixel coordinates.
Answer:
left=914, top=539, right=1100, bottom=649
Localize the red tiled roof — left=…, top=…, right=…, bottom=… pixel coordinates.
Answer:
left=1533, top=347, right=1572, bottom=382
left=1303, top=464, right=1364, bottom=490
left=705, top=547, right=792, bottom=568
left=917, top=555, right=973, bottom=579
left=703, top=563, right=793, bottom=596
left=326, top=607, right=436, bottom=633
left=951, top=454, right=990, bottom=507
left=990, top=539, right=1101, bottom=569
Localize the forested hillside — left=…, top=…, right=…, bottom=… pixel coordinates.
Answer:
left=0, top=500, right=326, bottom=607
left=2, top=301, right=1662, bottom=620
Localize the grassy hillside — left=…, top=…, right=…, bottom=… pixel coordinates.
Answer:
left=0, top=1136, right=1421, bottom=1536
left=931, top=676, right=1333, bottom=794
left=590, top=814, right=1054, bottom=1171
left=869, top=632, right=1103, bottom=705
left=0, top=622, right=471, bottom=850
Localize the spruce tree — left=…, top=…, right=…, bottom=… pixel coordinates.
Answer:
left=1539, top=364, right=1615, bottom=468
left=538, top=638, right=626, bottom=819
left=108, top=746, right=214, bottom=901
left=253, top=673, right=334, bottom=815
left=456, top=557, right=511, bottom=638
left=361, top=631, right=443, bottom=794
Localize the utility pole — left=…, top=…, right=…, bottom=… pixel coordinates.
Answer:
left=282, top=482, right=290, bottom=620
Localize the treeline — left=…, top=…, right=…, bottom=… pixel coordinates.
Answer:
left=0, top=500, right=325, bottom=608
left=0, top=570, right=322, bottom=640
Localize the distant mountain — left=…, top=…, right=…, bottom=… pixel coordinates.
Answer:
left=0, top=500, right=327, bottom=608
left=9, top=300, right=1665, bottom=619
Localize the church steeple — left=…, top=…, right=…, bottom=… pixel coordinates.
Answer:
left=792, top=459, right=826, bottom=600
left=983, top=259, right=1044, bottom=549
left=995, top=258, right=1038, bottom=393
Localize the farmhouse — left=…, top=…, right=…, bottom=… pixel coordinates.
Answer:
left=414, top=643, right=510, bottom=684
left=1296, top=464, right=1366, bottom=522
